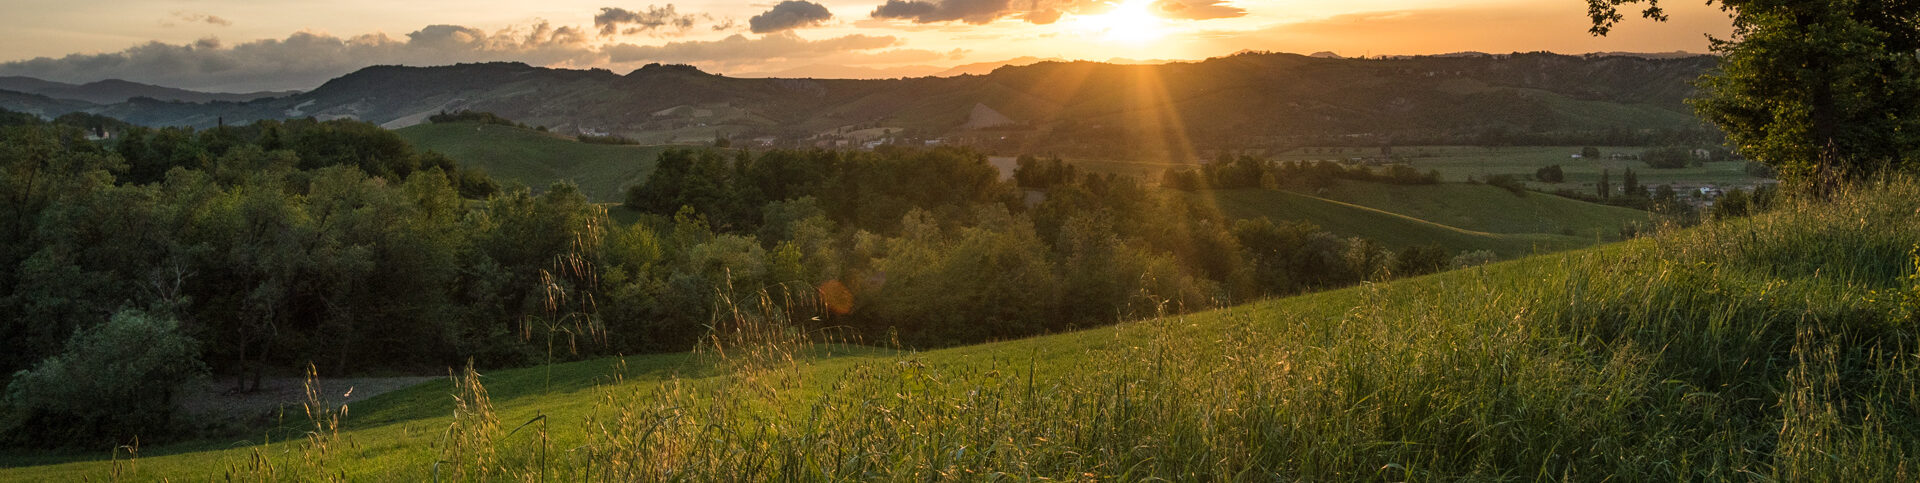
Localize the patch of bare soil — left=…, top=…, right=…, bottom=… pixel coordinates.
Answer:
left=175, top=376, right=437, bottom=425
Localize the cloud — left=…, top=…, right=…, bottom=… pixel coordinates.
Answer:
left=1152, top=0, right=1245, bottom=20
left=870, top=0, right=1012, bottom=25
left=605, top=31, right=897, bottom=65
left=1209, top=4, right=1728, bottom=59
left=0, top=22, right=601, bottom=92
left=749, top=1, right=834, bottom=34
left=869, top=0, right=1242, bottom=25
left=594, top=5, right=702, bottom=37
left=165, top=11, right=232, bottom=27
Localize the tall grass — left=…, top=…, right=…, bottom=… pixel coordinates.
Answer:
left=74, top=180, right=1920, bottom=480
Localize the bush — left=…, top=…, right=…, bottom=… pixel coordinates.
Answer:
left=1449, top=250, right=1498, bottom=269
left=1535, top=164, right=1566, bottom=183
left=1, top=310, right=205, bottom=447
left=1392, top=245, right=1452, bottom=277
left=428, top=110, right=525, bottom=128
left=1642, top=146, right=1695, bottom=169
left=1485, top=174, right=1527, bottom=195
left=579, top=133, right=640, bottom=145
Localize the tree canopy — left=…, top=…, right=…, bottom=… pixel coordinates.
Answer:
left=1588, top=0, right=1920, bottom=189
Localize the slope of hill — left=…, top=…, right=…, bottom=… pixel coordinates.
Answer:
left=0, top=89, right=97, bottom=118
left=1194, top=188, right=1601, bottom=256
left=394, top=121, right=668, bottom=202
left=1309, top=180, right=1649, bottom=235
left=9, top=180, right=1918, bottom=480
left=0, top=52, right=1717, bottom=156
left=0, top=76, right=294, bottom=104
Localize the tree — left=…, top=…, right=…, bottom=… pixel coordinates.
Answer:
left=1588, top=0, right=1920, bottom=190
left=1622, top=168, right=1644, bottom=197
left=1535, top=164, right=1566, bottom=183
left=2, top=310, right=205, bottom=447
left=1580, top=146, right=1602, bottom=159
left=1597, top=169, right=1612, bottom=199
left=1642, top=146, right=1693, bottom=169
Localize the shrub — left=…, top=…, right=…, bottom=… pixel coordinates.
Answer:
left=1642, top=146, right=1695, bottom=169
left=1449, top=250, right=1498, bottom=269
left=1392, top=245, right=1452, bottom=277
left=578, top=133, right=640, bottom=145
left=1, top=310, right=205, bottom=447
left=1535, top=164, right=1566, bottom=183
left=1485, top=174, right=1527, bottom=195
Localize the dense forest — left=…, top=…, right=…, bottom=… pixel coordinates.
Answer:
left=0, top=109, right=1477, bottom=447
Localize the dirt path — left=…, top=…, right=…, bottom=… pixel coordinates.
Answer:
left=175, top=376, right=438, bottom=424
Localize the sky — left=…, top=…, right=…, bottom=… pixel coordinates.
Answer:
left=0, top=0, right=1735, bottom=92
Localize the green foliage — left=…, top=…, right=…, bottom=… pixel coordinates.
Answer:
left=1591, top=0, right=1920, bottom=189
left=1164, top=157, right=1440, bottom=192
left=1621, top=167, right=1645, bottom=197
left=1597, top=169, right=1612, bottom=199
left=1714, top=189, right=1748, bottom=219
left=428, top=110, right=525, bottom=128
left=576, top=133, right=639, bottom=145
left=1483, top=174, right=1526, bottom=194
left=395, top=121, right=662, bottom=202
left=1, top=310, right=204, bottom=447
left=1012, top=154, right=1077, bottom=189
left=1392, top=244, right=1452, bottom=277
left=1534, top=164, right=1565, bottom=183
left=1641, top=146, right=1694, bottom=169
left=26, top=179, right=1920, bottom=480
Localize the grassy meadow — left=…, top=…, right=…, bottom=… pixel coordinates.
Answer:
left=396, top=122, right=672, bottom=202
left=1271, top=145, right=1765, bottom=190
left=1192, top=186, right=1632, bottom=257
left=1310, top=180, right=1650, bottom=235
left=11, top=179, right=1920, bottom=480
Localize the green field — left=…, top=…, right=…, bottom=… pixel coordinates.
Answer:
left=396, top=122, right=671, bottom=202
left=1192, top=185, right=1639, bottom=257
left=1311, top=180, right=1650, bottom=235
left=9, top=180, right=1920, bottom=480
left=1272, top=145, right=1767, bottom=192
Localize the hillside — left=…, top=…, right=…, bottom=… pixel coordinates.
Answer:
left=1309, top=180, right=1650, bottom=235
left=0, top=89, right=96, bottom=119
left=1194, top=187, right=1610, bottom=257
left=394, top=121, right=669, bottom=202
left=0, top=77, right=294, bottom=105
left=0, top=52, right=1717, bottom=155
left=8, top=180, right=1919, bottom=480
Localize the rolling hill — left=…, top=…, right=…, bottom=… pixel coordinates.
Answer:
left=394, top=121, right=670, bottom=202
left=0, top=52, right=1717, bottom=158
left=1192, top=187, right=1626, bottom=257
left=8, top=180, right=1917, bottom=480
left=1308, top=179, right=1650, bottom=235
left=0, top=76, right=294, bottom=104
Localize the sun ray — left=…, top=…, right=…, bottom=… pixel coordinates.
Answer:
left=1068, top=0, right=1169, bottom=45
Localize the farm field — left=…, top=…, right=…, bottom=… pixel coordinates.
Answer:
left=1310, top=180, right=1650, bottom=235
left=1192, top=188, right=1619, bottom=257
left=9, top=180, right=1919, bottom=480
left=1271, top=145, right=1767, bottom=191
left=396, top=122, right=672, bottom=202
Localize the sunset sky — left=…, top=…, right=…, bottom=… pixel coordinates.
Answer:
left=0, top=0, right=1735, bottom=92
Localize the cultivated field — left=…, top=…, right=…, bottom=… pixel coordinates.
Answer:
left=396, top=122, right=673, bottom=202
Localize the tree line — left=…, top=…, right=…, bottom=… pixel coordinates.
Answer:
left=1156, top=155, right=1441, bottom=192
left=0, top=110, right=1464, bottom=448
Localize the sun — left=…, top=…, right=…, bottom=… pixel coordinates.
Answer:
left=1073, top=0, right=1168, bottom=44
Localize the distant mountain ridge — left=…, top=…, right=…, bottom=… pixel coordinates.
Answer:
left=0, top=51, right=1719, bottom=154
left=0, top=76, right=296, bottom=105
